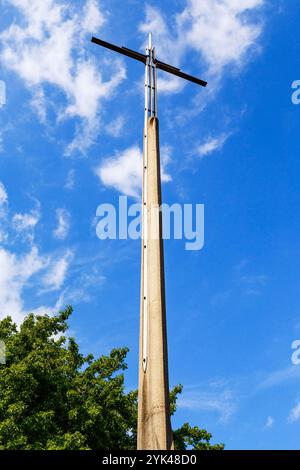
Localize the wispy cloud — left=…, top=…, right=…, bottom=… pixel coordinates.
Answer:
left=211, top=259, right=268, bottom=308
left=196, top=133, right=231, bottom=158
left=95, top=144, right=172, bottom=198
left=42, top=250, right=73, bottom=291
left=288, top=401, right=300, bottom=423
left=12, top=202, right=41, bottom=243
left=178, top=382, right=238, bottom=423
left=0, top=80, right=6, bottom=108
left=259, top=366, right=300, bottom=390
left=12, top=210, right=40, bottom=232
left=240, top=274, right=268, bottom=296
left=0, top=181, right=8, bottom=220
left=56, top=265, right=106, bottom=306
left=0, top=182, right=8, bottom=207
left=53, top=208, right=71, bottom=240
left=264, top=416, right=275, bottom=429
left=106, top=116, right=126, bottom=138
left=65, top=169, right=75, bottom=190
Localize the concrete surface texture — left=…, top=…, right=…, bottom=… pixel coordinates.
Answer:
left=137, top=117, right=173, bottom=450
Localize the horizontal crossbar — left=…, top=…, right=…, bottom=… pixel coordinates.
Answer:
left=91, top=37, right=147, bottom=64
left=155, top=60, right=207, bottom=87
left=91, top=36, right=207, bottom=88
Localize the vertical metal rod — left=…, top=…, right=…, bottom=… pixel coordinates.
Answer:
left=153, top=47, right=158, bottom=117
left=142, top=40, right=150, bottom=373
left=142, top=32, right=158, bottom=373
left=149, top=35, right=153, bottom=117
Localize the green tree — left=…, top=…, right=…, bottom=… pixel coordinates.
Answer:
left=0, top=307, right=224, bottom=450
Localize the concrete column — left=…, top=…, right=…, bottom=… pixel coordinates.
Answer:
left=137, top=117, right=173, bottom=450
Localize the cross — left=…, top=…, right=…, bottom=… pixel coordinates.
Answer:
left=91, top=33, right=207, bottom=450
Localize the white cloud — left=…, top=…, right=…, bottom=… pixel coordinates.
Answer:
left=241, top=273, right=268, bottom=295
left=12, top=211, right=40, bottom=232
left=0, top=246, right=47, bottom=323
left=178, top=386, right=237, bottom=423
left=95, top=144, right=172, bottom=198
left=160, top=145, right=173, bottom=182
left=106, top=116, right=125, bottom=138
left=178, top=0, right=264, bottom=75
left=12, top=204, right=41, bottom=242
left=30, top=87, right=47, bottom=123
left=0, top=186, right=41, bottom=242
left=0, top=123, right=13, bottom=154
left=81, top=0, right=106, bottom=34
left=197, top=133, right=230, bottom=158
left=0, top=182, right=8, bottom=219
left=53, top=208, right=71, bottom=240
left=0, top=240, right=77, bottom=323
left=0, top=80, right=6, bottom=108
left=139, top=1, right=264, bottom=92
left=42, top=250, right=73, bottom=291
left=288, top=401, right=300, bottom=423
left=259, top=366, right=300, bottom=390
left=264, top=416, right=274, bottom=429
left=27, top=295, right=65, bottom=318
left=0, top=231, right=8, bottom=243
left=64, top=119, right=99, bottom=156
left=0, top=182, right=8, bottom=206
left=96, top=145, right=141, bottom=198
left=65, top=169, right=75, bottom=190
left=157, top=77, right=185, bottom=94
left=58, top=268, right=105, bottom=305
left=0, top=0, right=126, bottom=152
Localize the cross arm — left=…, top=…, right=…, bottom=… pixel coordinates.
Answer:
left=155, top=60, right=207, bottom=87
left=91, top=37, right=147, bottom=64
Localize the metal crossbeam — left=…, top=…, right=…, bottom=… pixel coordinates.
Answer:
left=91, top=37, right=147, bottom=63
left=155, top=60, right=207, bottom=87
left=91, top=36, right=208, bottom=89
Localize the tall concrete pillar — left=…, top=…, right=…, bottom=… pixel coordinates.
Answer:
left=137, top=116, right=173, bottom=450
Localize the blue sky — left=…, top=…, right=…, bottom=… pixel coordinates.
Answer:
left=0, top=0, right=300, bottom=450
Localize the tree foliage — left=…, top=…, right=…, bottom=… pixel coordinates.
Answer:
left=0, top=307, right=224, bottom=450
